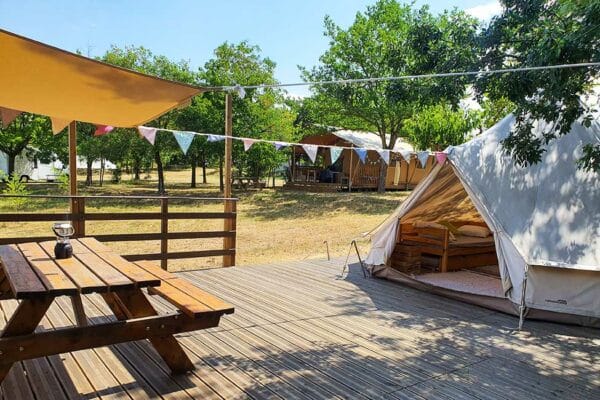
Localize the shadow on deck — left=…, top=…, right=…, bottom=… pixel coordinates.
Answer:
left=1, top=258, right=598, bottom=399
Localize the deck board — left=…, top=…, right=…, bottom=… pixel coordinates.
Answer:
left=0, top=257, right=598, bottom=399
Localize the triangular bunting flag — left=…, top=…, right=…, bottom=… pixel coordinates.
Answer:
left=302, top=144, right=319, bottom=163
left=376, top=149, right=390, bottom=165
left=329, top=147, right=343, bottom=165
left=173, top=131, right=195, bottom=154
left=273, top=142, right=288, bottom=150
left=207, top=134, right=225, bottom=142
left=417, top=151, right=430, bottom=168
left=399, top=150, right=412, bottom=163
left=0, top=107, right=21, bottom=127
left=354, top=148, right=367, bottom=164
left=243, top=138, right=256, bottom=151
left=94, top=125, right=114, bottom=136
left=435, top=151, right=448, bottom=165
left=51, top=117, right=71, bottom=135
left=138, top=126, right=157, bottom=145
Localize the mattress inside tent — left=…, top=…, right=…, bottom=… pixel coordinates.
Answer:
left=413, top=269, right=504, bottom=298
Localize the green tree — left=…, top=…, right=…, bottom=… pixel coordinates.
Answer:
left=303, top=0, right=479, bottom=191
left=0, top=113, right=49, bottom=176
left=476, top=0, right=600, bottom=172
left=405, top=104, right=478, bottom=151
left=100, top=46, right=198, bottom=193
left=190, top=41, right=294, bottom=190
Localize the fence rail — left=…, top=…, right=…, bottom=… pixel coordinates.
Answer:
left=0, top=195, right=238, bottom=270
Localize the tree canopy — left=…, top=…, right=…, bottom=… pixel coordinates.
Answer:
left=302, top=0, right=480, bottom=191
left=476, top=0, right=600, bottom=172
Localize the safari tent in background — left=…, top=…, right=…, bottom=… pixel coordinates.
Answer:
left=285, top=129, right=435, bottom=191
left=365, top=114, right=600, bottom=327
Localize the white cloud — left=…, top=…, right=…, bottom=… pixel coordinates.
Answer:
left=466, top=1, right=502, bottom=22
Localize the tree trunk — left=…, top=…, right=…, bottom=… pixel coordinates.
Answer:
left=7, top=154, right=16, bottom=177
left=377, top=158, right=387, bottom=193
left=154, top=149, right=166, bottom=194
left=190, top=158, right=197, bottom=188
left=85, top=159, right=93, bottom=186
left=99, top=159, right=106, bottom=187
left=218, top=155, right=224, bottom=192
left=201, top=152, right=207, bottom=184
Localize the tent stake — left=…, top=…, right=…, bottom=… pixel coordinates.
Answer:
left=518, top=264, right=529, bottom=330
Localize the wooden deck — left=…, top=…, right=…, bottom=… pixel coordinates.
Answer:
left=1, top=258, right=598, bottom=399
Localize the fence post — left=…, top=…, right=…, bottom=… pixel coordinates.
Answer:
left=160, top=198, right=168, bottom=270
left=223, top=200, right=236, bottom=267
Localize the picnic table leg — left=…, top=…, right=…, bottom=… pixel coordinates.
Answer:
left=70, top=294, right=88, bottom=326
left=101, top=290, right=194, bottom=374
left=0, top=297, right=53, bottom=383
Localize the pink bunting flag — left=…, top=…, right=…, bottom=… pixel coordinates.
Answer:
left=138, top=126, right=158, bottom=145
left=435, top=151, right=448, bottom=165
left=243, top=138, right=256, bottom=151
left=94, top=125, right=114, bottom=136
left=51, top=117, right=71, bottom=135
left=0, top=107, right=21, bottom=127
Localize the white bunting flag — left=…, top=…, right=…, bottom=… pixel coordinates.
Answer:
left=138, top=126, right=157, bottom=145
left=417, top=151, right=430, bottom=168
left=243, top=138, right=256, bottom=151
left=173, top=131, right=194, bottom=154
left=51, top=117, right=71, bottom=135
left=302, top=144, right=319, bottom=163
left=274, top=142, right=288, bottom=150
left=399, top=150, right=412, bottom=163
left=376, top=149, right=390, bottom=165
left=0, top=107, right=21, bottom=127
left=330, top=147, right=343, bottom=165
left=207, top=134, right=224, bottom=142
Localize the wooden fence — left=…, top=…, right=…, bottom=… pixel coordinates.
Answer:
left=0, top=195, right=237, bottom=270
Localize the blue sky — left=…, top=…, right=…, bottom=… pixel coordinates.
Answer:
left=0, top=0, right=500, bottom=97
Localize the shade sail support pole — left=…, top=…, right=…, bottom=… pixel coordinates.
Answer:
left=68, top=121, right=84, bottom=237
left=223, top=93, right=235, bottom=267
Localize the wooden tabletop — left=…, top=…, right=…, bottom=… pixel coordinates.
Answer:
left=0, top=238, right=161, bottom=299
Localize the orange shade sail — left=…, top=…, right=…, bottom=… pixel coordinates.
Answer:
left=0, top=29, right=206, bottom=127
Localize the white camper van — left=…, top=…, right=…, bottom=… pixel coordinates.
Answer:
left=0, top=149, right=66, bottom=182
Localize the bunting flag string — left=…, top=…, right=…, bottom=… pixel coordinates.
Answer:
left=417, top=151, right=430, bottom=168
left=173, top=131, right=195, bottom=154
left=243, top=138, right=256, bottom=151
left=399, top=149, right=412, bottom=163
left=0, top=107, right=22, bottom=127
left=51, top=118, right=71, bottom=135
left=135, top=125, right=445, bottom=166
left=94, top=125, right=114, bottom=136
left=376, top=149, right=390, bottom=165
left=138, top=126, right=157, bottom=145
left=435, top=151, right=448, bottom=165
left=354, top=148, right=367, bottom=164
left=330, top=147, right=343, bottom=165
left=302, top=144, right=319, bottom=163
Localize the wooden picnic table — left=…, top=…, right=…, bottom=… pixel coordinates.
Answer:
left=0, top=237, right=234, bottom=384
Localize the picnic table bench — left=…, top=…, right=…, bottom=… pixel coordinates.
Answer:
left=0, top=237, right=234, bottom=384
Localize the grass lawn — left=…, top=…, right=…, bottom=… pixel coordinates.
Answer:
left=0, top=168, right=408, bottom=270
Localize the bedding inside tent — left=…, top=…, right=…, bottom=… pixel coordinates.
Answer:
left=390, top=164, right=500, bottom=298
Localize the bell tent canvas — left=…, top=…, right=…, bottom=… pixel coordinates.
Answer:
left=365, top=113, right=600, bottom=327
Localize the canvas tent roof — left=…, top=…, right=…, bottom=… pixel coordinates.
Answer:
left=300, top=129, right=414, bottom=152
left=332, top=130, right=414, bottom=151
left=0, top=29, right=205, bottom=127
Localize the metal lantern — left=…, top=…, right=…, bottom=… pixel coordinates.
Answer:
left=52, top=222, right=74, bottom=259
